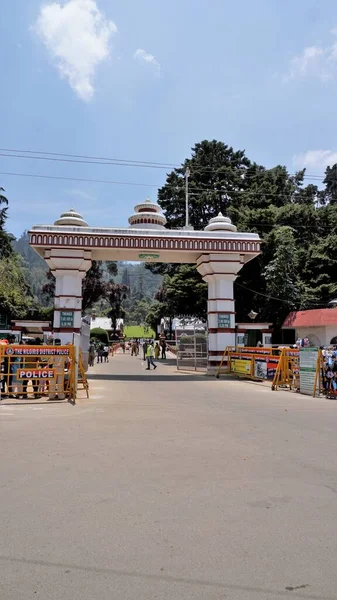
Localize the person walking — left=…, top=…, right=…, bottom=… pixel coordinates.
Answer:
left=146, top=342, right=157, bottom=370
left=88, top=343, right=95, bottom=367
left=103, top=344, right=109, bottom=362
left=142, top=340, right=148, bottom=361
left=161, top=339, right=167, bottom=360
left=154, top=342, right=160, bottom=359
left=97, top=344, right=104, bottom=363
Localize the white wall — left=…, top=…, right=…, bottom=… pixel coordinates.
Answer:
left=296, top=326, right=337, bottom=346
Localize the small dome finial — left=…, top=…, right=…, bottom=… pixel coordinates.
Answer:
left=205, top=213, right=237, bottom=232
left=54, top=208, right=88, bottom=227
left=128, top=197, right=166, bottom=230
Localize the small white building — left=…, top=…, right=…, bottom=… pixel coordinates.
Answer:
left=283, top=309, right=337, bottom=346
left=90, top=316, right=124, bottom=338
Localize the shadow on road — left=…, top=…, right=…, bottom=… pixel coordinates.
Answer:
left=87, top=373, right=209, bottom=382
left=0, top=555, right=329, bottom=599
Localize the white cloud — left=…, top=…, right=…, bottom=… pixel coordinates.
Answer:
left=65, top=188, right=95, bottom=201
left=286, top=30, right=337, bottom=82
left=34, top=0, right=117, bottom=101
left=133, top=48, right=160, bottom=74
left=288, top=46, right=326, bottom=80
left=293, top=150, right=337, bottom=170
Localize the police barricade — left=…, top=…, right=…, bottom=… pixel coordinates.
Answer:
left=0, top=344, right=76, bottom=402
left=227, top=347, right=281, bottom=382
left=272, top=348, right=299, bottom=391
left=217, top=346, right=300, bottom=392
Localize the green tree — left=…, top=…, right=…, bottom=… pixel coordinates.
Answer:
left=262, top=227, right=301, bottom=325
left=126, top=298, right=150, bottom=325
left=321, top=164, right=337, bottom=205
left=106, top=283, right=129, bottom=335
left=0, top=187, right=13, bottom=258
left=160, top=266, right=207, bottom=320
left=151, top=140, right=333, bottom=327
left=0, top=255, right=35, bottom=318
left=145, top=300, right=166, bottom=334
left=90, top=327, right=109, bottom=344
left=158, top=140, right=251, bottom=229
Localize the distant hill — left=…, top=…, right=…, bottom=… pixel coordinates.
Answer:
left=12, top=233, right=162, bottom=309
left=12, top=231, right=50, bottom=305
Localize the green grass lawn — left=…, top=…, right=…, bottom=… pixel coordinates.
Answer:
left=124, top=325, right=156, bottom=339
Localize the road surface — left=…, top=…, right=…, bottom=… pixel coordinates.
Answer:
left=1, top=352, right=337, bottom=600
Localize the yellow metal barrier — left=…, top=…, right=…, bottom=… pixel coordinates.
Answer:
left=216, top=346, right=300, bottom=391
left=271, top=348, right=299, bottom=391
left=217, top=346, right=282, bottom=381
left=0, top=344, right=77, bottom=403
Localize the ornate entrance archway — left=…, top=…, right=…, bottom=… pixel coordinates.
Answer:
left=29, top=198, right=261, bottom=374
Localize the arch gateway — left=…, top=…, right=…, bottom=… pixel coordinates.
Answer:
left=29, top=198, right=261, bottom=374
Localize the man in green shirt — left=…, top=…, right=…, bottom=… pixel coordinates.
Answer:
left=146, top=342, right=157, bottom=370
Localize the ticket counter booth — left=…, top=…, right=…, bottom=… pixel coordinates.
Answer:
left=236, top=323, right=273, bottom=347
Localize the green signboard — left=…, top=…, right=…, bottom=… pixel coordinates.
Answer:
left=60, top=311, right=75, bottom=328
left=299, top=347, right=318, bottom=396
left=218, top=313, right=231, bottom=328
left=138, top=253, right=160, bottom=260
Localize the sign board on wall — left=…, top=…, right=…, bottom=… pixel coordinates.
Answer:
left=18, top=369, right=55, bottom=380
left=230, top=356, right=252, bottom=375
left=254, top=356, right=280, bottom=380
left=5, top=346, right=70, bottom=356
left=138, top=253, right=160, bottom=260
left=300, top=347, right=318, bottom=395
left=60, top=311, right=75, bottom=328
left=218, top=313, right=231, bottom=328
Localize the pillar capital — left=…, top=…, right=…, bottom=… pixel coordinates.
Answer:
left=196, top=253, right=244, bottom=280
left=44, top=248, right=92, bottom=273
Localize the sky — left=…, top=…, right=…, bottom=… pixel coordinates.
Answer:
left=1, top=0, right=337, bottom=237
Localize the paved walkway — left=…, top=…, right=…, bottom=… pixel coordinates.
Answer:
left=1, top=353, right=337, bottom=600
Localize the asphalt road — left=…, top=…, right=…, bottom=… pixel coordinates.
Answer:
left=1, top=353, right=337, bottom=600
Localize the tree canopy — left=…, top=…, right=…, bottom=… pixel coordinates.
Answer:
left=148, top=139, right=337, bottom=328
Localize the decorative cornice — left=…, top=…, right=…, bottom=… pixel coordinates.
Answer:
left=29, top=230, right=261, bottom=254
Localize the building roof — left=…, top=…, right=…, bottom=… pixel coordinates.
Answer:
left=283, top=309, right=337, bottom=328
left=90, top=317, right=123, bottom=331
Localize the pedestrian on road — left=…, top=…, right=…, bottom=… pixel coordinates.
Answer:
left=88, top=343, right=95, bottom=367
left=142, top=340, right=148, bottom=361
left=103, top=345, right=109, bottom=362
left=161, top=339, right=167, bottom=360
left=146, top=342, right=157, bottom=370
left=97, top=344, right=104, bottom=363
left=154, top=342, right=160, bottom=359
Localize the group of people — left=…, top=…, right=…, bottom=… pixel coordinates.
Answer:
left=121, top=338, right=168, bottom=370
left=87, top=337, right=168, bottom=372
left=88, top=342, right=109, bottom=367
left=0, top=336, right=69, bottom=400
left=321, top=347, right=337, bottom=395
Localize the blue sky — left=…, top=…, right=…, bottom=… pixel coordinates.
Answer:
left=1, top=0, right=337, bottom=237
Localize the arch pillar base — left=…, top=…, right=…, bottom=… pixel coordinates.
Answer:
left=197, top=254, right=240, bottom=375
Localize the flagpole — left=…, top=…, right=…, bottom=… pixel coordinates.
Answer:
left=185, top=167, right=190, bottom=228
